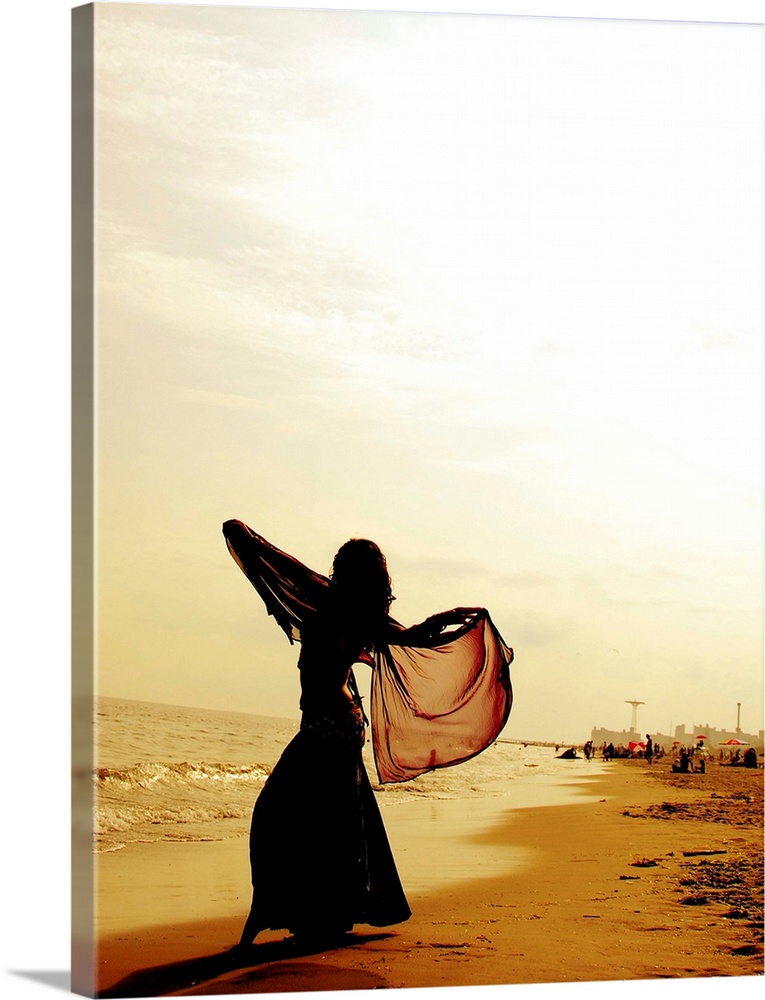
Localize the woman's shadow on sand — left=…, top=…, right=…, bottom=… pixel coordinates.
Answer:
left=96, top=931, right=394, bottom=997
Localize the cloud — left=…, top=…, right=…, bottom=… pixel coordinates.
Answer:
left=692, top=323, right=757, bottom=352
left=494, top=571, right=560, bottom=590
left=511, top=609, right=576, bottom=648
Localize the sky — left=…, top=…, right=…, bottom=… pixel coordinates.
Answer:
left=88, top=1, right=763, bottom=744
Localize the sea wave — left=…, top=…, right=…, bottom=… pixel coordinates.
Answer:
left=96, top=760, right=271, bottom=790
left=94, top=759, right=272, bottom=851
left=94, top=801, right=249, bottom=833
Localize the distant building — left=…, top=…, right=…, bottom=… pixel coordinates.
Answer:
left=591, top=723, right=763, bottom=749
left=674, top=723, right=764, bottom=747
left=591, top=726, right=674, bottom=749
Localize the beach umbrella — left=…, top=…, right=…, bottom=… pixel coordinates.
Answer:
left=720, top=738, right=748, bottom=746
left=629, top=741, right=646, bottom=754
left=695, top=734, right=708, bottom=740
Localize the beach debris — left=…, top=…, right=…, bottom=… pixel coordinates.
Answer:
left=676, top=855, right=762, bottom=926
left=731, top=944, right=762, bottom=957
left=682, top=849, right=727, bottom=857
left=630, top=858, right=660, bottom=868
left=680, top=894, right=709, bottom=906
left=619, top=874, right=640, bottom=880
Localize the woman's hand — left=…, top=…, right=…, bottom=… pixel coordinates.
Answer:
left=431, top=607, right=481, bottom=629
left=386, top=607, right=483, bottom=646
left=423, top=607, right=482, bottom=639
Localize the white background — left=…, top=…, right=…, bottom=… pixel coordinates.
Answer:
left=2, top=2, right=762, bottom=999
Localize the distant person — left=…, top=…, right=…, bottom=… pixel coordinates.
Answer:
left=222, top=520, right=513, bottom=947
left=645, top=735, right=653, bottom=765
left=744, top=747, right=757, bottom=768
left=605, top=742, right=615, bottom=761
left=672, top=749, right=691, bottom=773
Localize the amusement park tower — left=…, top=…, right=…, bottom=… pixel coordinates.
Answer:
left=626, top=699, right=645, bottom=734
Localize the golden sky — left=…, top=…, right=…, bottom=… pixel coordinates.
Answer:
left=93, top=1, right=763, bottom=743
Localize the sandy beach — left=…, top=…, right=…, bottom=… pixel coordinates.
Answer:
left=93, top=758, right=763, bottom=997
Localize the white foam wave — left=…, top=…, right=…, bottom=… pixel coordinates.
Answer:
left=96, top=760, right=270, bottom=790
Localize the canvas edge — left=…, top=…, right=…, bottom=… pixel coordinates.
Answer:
left=71, top=3, right=96, bottom=996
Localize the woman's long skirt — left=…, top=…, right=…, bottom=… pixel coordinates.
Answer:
left=246, top=711, right=411, bottom=936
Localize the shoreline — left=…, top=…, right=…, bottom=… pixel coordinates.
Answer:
left=94, top=761, right=763, bottom=996
left=95, top=762, right=608, bottom=935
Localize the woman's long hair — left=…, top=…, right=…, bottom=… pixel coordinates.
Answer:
left=329, top=538, right=393, bottom=630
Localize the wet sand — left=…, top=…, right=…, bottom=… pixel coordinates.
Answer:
left=92, top=759, right=763, bottom=996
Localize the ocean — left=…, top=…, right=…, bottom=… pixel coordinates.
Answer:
left=94, top=696, right=603, bottom=855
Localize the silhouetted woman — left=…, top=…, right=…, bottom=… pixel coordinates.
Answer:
left=223, top=521, right=513, bottom=947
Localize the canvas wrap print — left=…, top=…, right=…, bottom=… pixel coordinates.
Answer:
left=72, top=2, right=764, bottom=997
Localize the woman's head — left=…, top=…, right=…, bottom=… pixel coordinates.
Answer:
left=329, top=538, right=393, bottom=618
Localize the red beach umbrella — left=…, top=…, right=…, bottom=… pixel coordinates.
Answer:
left=695, top=734, right=708, bottom=740
left=629, top=741, right=646, bottom=754
left=720, top=738, right=748, bottom=746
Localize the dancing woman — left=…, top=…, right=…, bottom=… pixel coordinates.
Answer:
left=223, top=520, right=513, bottom=946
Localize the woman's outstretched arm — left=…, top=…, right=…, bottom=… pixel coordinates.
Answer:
left=384, top=607, right=483, bottom=647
